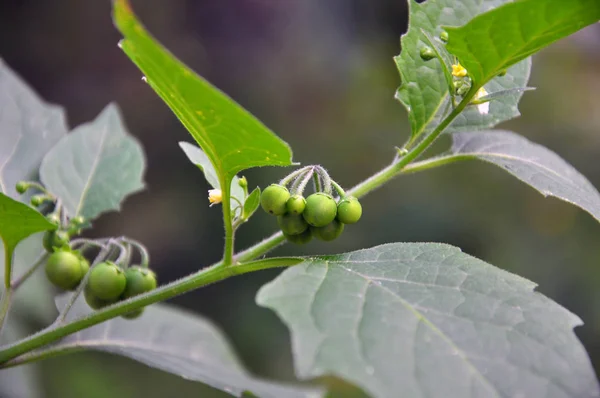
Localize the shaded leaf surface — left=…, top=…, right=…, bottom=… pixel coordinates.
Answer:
left=0, top=59, right=67, bottom=198
left=446, top=0, right=600, bottom=87
left=450, top=130, right=600, bottom=223
left=40, top=104, right=145, bottom=220
left=394, top=0, right=530, bottom=139
left=179, top=142, right=245, bottom=208
left=257, top=243, right=600, bottom=398
left=113, top=0, right=293, bottom=188
left=48, top=299, right=323, bottom=398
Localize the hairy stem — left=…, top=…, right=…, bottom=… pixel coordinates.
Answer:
left=0, top=248, right=14, bottom=336
left=221, top=179, right=234, bottom=266
left=0, top=92, right=475, bottom=365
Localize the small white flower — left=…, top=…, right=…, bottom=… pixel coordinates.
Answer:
left=208, top=189, right=222, bottom=206
left=474, top=87, right=489, bottom=115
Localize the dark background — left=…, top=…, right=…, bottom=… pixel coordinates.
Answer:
left=1, top=1, right=599, bottom=397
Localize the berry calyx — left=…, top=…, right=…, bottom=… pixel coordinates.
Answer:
left=284, top=228, right=313, bottom=245
left=88, top=262, right=127, bottom=301
left=311, top=219, right=344, bottom=241
left=43, top=230, right=70, bottom=252
left=302, top=192, right=337, bottom=227
left=260, top=184, right=290, bottom=216
left=286, top=195, right=306, bottom=215
left=278, top=213, right=309, bottom=235
left=45, top=250, right=85, bottom=290
left=336, top=196, right=362, bottom=224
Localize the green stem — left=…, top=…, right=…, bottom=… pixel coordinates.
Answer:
left=0, top=248, right=14, bottom=336
left=0, top=257, right=301, bottom=364
left=0, top=90, right=475, bottom=365
left=221, top=179, right=234, bottom=266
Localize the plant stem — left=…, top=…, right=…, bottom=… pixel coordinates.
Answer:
left=221, top=180, right=234, bottom=266
left=0, top=257, right=302, bottom=364
left=0, top=91, right=475, bottom=365
left=0, top=248, right=14, bottom=336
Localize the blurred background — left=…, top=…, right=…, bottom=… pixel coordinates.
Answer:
left=0, top=0, right=599, bottom=397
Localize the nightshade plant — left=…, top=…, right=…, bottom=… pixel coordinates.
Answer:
left=0, top=0, right=600, bottom=397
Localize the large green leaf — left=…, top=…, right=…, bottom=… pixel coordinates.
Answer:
left=39, top=103, right=145, bottom=220
left=179, top=142, right=245, bottom=209
left=439, top=130, right=600, bottom=223
left=113, top=0, right=293, bottom=192
left=445, top=0, right=600, bottom=87
left=47, top=297, right=323, bottom=398
left=0, top=193, right=55, bottom=265
left=257, top=243, right=600, bottom=398
left=0, top=59, right=68, bottom=198
left=395, top=0, right=530, bottom=140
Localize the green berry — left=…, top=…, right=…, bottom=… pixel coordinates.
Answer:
left=238, top=176, right=248, bottom=189
left=303, top=193, right=337, bottom=227
left=440, top=31, right=449, bottom=42
left=121, top=309, right=144, bottom=319
left=80, top=258, right=90, bottom=276
left=311, top=219, right=344, bottom=242
left=336, top=197, right=362, bottom=224
left=260, top=184, right=290, bottom=216
left=71, top=216, right=86, bottom=226
left=88, top=262, right=127, bottom=301
left=43, top=230, right=70, bottom=252
left=84, top=285, right=114, bottom=310
left=284, top=228, right=313, bottom=245
left=122, top=266, right=158, bottom=299
left=45, top=251, right=85, bottom=290
left=420, top=47, right=436, bottom=61
left=15, top=181, right=30, bottom=194
left=286, top=195, right=306, bottom=215
left=30, top=195, right=46, bottom=207
left=46, top=213, right=61, bottom=226
left=277, top=213, right=309, bottom=235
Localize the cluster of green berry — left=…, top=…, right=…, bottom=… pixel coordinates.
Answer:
left=260, top=166, right=362, bottom=244
left=18, top=180, right=157, bottom=319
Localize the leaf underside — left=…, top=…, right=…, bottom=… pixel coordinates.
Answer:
left=395, top=0, right=530, bottom=140
left=257, top=243, right=600, bottom=398
left=39, top=103, right=145, bottom=220
left=0, top=59, right=67, bottom=198
left=48, top=298, right=324, bottom=398
left=449, top=130, right=600, bottom=223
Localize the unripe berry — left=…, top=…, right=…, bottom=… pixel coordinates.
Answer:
left=260, top=184, right=290, bottom=216
left=46, top=213, right=61, bottom=226
left=303, top=193, right=337, bottom=227
left=30, top=195, right=46, bottom=207
left=15, top=181, right=30, bottom=194
left=336, top=196, right=362, bottom=224
left=122, top=266, right=157, bottom=299
left=278, top=213, right=308, bottom=235
left=45, top=251, right=85, bottom=290
left=311, top=219, right=344, bottom=242
left=420, top=47, right=436, bottom=61
left=284, top=228, right=313, bottom=245
left=286, top=195, right=306, bottom=215
left=440, top=31, right=449, bottom=43
left=88, top=262, right=127, bottom=301
left=84, top=285, right=114, bottom=309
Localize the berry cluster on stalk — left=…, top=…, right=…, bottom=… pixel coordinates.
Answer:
left=17, top=180, right=158, bottom=320
left=260, top=166, right=362, bottom=244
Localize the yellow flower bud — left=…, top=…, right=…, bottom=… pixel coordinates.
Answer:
left=451, top=63, right=468, bottom=77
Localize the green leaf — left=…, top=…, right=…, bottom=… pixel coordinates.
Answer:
left=49, top=298, right=324, bottom=398
left=39, top=103, right=145, bottom=220
left=0, top=193, right=55, bottom=263
left=394, top=0, right=530, bottom=140
left=0, top=59, right=68, bottom=198
left=0, top=321, right=41, bottom=398
left=179, top=142, right=245, bottom=209
left=243, top=187, right=261, bottom=220
left=445, top=0, right=600, bottom=87
left=257, top=243, right=600, bottom=398
left=445, top=130, right=600, bottom=223
left=113, top=0, right=293, bottom=193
